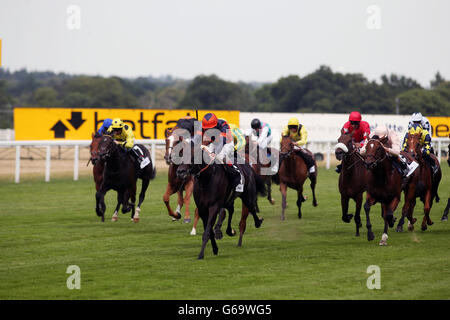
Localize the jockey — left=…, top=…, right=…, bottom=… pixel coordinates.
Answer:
left=361, top=125, right=418, bottom=180
left=201, top=113, right=244, bottom=192
left=405, top=112, right=434, bottom=153
left=402, top=121, right=438, bottom=175
left=107, top=118, right=150, bottom=169
left=227, top=122, right=246, bottom=154
left=281, top=117, right=316, bottom=176
left=97, top=118, right=112, bottom=135
left=247, top=118, right=273, bottom=151
left=336, top=111, right=371, bottom=173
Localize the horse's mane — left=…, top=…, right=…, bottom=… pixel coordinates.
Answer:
left=94, top=132, right=102, bottom=138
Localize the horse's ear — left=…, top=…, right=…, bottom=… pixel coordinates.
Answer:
left=92, top=132, right=95, bottom=138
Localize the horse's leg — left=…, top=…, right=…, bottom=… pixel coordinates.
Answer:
left=442, top=198, right=450, bottom=222
left=163, top=183, right=181, bottom=220
left=407, top=198, right=417, bottom=231
left=422, top=190, right=433, bottom=231
left=310, top=174, right=318, bottom=207
left=198, top=206, right=219, bottom=259
left=238, top=205, right=249, bottom=247
left=131, top=184, right=138, bottom=223
left=385, top=197, right=399, bottom=228
left=183, top=179, right=194, bottom=222
left=397, top=186, right=415, bottom=232
left=136, top=177, right=150, bottom=218
left=95, top=185, right=109, bottom=222
left=363, top=196, right=375, bottom=241
left=214, top=208, right=226, bottom=240
left=354, top=194, right=363, bottom=237
left=280, top=182, right=287, bottom=221
left=112, top=193, right=122, bottom=222
left=341, top=194, right=352, bottom=223
left=226, top=205, right=236, bottom=237
left=176, top=191, right=184, bottom=219
left=267, top=180, right=275, bottom=205
left=190, top=208, right=200, bottom=236
left=296, top=187, right=305, bottom=219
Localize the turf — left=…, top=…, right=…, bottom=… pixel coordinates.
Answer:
left=0, top=165, right=449, bottom=300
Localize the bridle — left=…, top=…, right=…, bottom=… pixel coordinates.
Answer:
left=364, top=139, right=387, bottom=168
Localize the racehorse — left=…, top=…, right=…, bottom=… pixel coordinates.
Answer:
left=442, top=144, right=450, bottom=222
left=273, top=135, right=318, bottom=221
left=163, top=128, right=197, bottom=228
left=335, top=132, right=367, bottom=236
left=245, top=135, right=276, bottom=206
left=363, top=138, right=402, bottom=245
left=176, top=141, right=265, bottom=259
left=95, top=135, right=155, bottom=222
left=396, top=132, right=441, bottom=231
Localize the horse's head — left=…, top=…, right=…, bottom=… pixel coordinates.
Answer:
left=335, top=132, right=354, bottom=161
left=280, top=135, right=294, bottom=159
left=98, top=135, right=116, bottom=161
left=175, top=140, right=196, bottom=179
left=364, top=137, right=387, bottom=170
left=406, top=132, right=422, bottom=160
left=90, top=132, right=103, bottom=165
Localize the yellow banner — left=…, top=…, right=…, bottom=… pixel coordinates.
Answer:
left=428, top=117, right=450, bottom=138
left=14, top=108, right=240, bottom=140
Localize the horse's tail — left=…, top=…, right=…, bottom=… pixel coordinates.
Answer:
left=150, top=160, right=157, bottom=180
left=254, top=171, right=267, bottom=197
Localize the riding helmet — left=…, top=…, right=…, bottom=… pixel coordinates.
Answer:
left=202, top=113, right=218, bottom=129
left=349, top=111, right=362, bottom=122
left=251, top=118, right=261, bottom=130
left=288, top=117, right=299, bottom=127
left=111, top=118, right=124, bottom=129
left=411, top=112, right=422, bottom=123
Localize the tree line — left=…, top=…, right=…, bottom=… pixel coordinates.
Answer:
left=0, top=65, right=449, bottom=128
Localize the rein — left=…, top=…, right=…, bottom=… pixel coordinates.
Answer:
left=365, top=139, right=387, bottom=167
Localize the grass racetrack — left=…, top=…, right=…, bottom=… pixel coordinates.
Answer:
left=0, top=165, right=449, bottom=300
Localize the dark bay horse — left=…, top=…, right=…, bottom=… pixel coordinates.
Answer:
left=163, top=128, right=197, bottom=229
left=335, top=132, right=367, bottom=236
left=95, top=135, right=155, bottom=222
left=273, top=135, right=318, bottom=220
left=363, top=138, right=402, bottom=245
left=396, top=132, right=441, bottom=231
left=176, top=142, right=265, bottom=259
left=442, top=144, right=450, bottom=222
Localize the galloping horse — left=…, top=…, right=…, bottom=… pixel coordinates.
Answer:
left=363, top=138, right=402, bottom=245
left=176, top=141, right=265, bottom=259
left=442, top=144, right=450, bottom=222
left=335, top=132, right=367, bottom=236
left=273, top=135, right=318, bottom=221
left=245, top=135, right=276, bottom=206
left=396, top=132, right=441, bottom=231
left=95, top=135, right=155, bottom=222
left=163, top=127, right=196, bottom=226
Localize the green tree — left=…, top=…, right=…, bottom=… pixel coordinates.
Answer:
left=33, top=87, right=59, bottom=107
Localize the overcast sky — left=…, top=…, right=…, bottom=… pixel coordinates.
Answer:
left=1, top=0, right=449, bottom=86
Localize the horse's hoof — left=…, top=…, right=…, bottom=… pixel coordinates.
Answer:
left=387, top=216, right=396, bottom=228
left=183, top=218, right=191, bottom=224
left=197, top=255, right=204, bottom=260
left=133, top=218, right=140, bottom=223
left=396, top=226, right=403, bottom=232
left=226, top=229, right=236, bottom=237
left=441, top=216, right=448, bottom=222
left=342, top=214, right=353, bottom=223
left=270, top=199, right=275, bottom=205
left=298, top=213, right=302, bottom=219
left=215, top=231, right=223, bottom=240
left=111, top=217, right=118, bottom=222
left=255, top=218, right=264, bottom=228
left=427, top=220, right=434, bottom=226
left=280, top=215, right=285, bottom=221
left=313, top=201, right=318, bottom=207
left=408, top=224, right=414, bottom=232
left=213, top=249, right=218, bottom=255
left=421, top=225, right=427, bottom=231
left=379, top=240, right=388, bottom=246
left=190, top=228, right=196, bottom=236
left=368, top=232, right=375, bottom=241
left=355, top=232, right=360, bottom=237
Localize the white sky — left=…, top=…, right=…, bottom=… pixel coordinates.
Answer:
left=1, top=0, right=449, bottom=86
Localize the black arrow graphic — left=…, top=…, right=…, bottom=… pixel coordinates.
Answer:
left=51, top=120, right=69, bottom=138
left=67, top=111, right=86, bottom=130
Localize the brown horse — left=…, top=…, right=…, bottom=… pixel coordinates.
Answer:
left=163, top=128, right=199, bottom=230
left=245, top=135, right=276, bottom=206
left=442, top=144, right=450, bottom=221
left=273, top=135, right=318, bottom=220
left=363, top=138, right=402, bottom=245
left=335, top=132, right=367, bottom=236
left=396, top=132, right=441, bottom=231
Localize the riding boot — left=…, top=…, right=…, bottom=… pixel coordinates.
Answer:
left=295, top=149, right=316, bottom=176
left=424, top=152, right=438, bottom=176
left=132, top=146, right=150, bottom=169
left=335, top=163, right=342, bottom=173
left=225, top=164, right=244, bottom=192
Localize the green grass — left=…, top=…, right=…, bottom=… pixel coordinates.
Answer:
left=0, top=165, right=449, bottom=300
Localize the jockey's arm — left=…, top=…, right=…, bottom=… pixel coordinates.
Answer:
left=216, top=141, right=235, bottom=163
left=385, top=132, right=400, bottom=156
left=280, top=126, right=289, bottom=142
left=123, top=126, right=135, bottom=149
left=295, top=126, right=308, bottom=147
left=422, top=131, right=432, bottom=155
left=233, top=128, right=245, bottom=151
left=257, top=126, right=269, bottom=144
